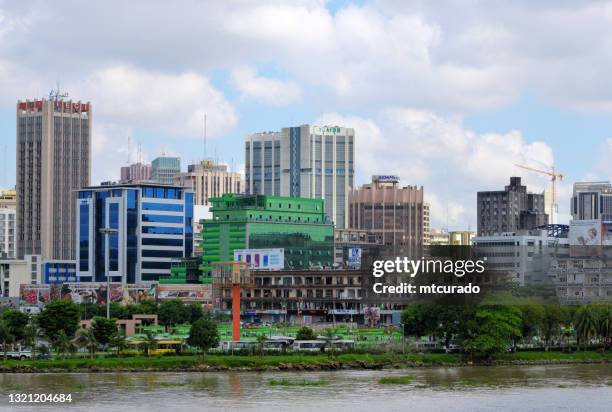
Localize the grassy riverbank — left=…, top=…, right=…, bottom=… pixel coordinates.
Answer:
left=1, top=351, right=611, bottom=373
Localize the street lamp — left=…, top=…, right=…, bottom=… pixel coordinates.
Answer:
left=99, top=227, right=118, bottom=319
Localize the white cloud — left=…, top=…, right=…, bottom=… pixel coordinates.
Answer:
left=230, top=66, right=302, bottom=106
left=317, top=109, right=555, bottom=229
left=72, top=66, right=237, bottom=138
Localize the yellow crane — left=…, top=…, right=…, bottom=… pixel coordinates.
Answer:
left=515, top=164, right=563, bottom=224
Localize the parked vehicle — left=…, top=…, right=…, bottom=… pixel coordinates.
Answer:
left=331, top=340, right=355, bottom=351
left=293, top=340, right=327, bottom=352
left=220, top=341, right=257, bottom=353
left=6, top=350, right=33, bottom=360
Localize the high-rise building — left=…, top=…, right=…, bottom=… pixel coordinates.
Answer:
left=199, top=194, right=334, bottom=278
left=477, top=177, right=548, bottom=236
left=76, top=183, right=194, bottom=283
left=570, top=181, right=612, bottom=221
left=174, top=160, right=242, bottom=205
left=16, top=98, right=91, bottom=260
left=0, top=208, right=16, bottom=259
left=449, top=231, right=474, bottom=246
left=0, top=189, right=16, bottom=209
left=348, top=175, right=425, bottom=257
left=245, top=125, right=354, bottom=228
left=120, top=162, right=151, bottom=183
left=151, top=156, right=180, bottom=185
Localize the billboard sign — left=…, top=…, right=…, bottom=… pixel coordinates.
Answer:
left=156, top=284, right=212, bottom=302
left=347, top=247, right=362, bottom=269
left=234, top=248, right=284, bottom=270
left=570, top=219, right=602, bottom=257
left=19, top=283, right=156, bottom=306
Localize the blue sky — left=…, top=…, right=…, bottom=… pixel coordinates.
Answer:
left=2, top=0, right=612, bottom=229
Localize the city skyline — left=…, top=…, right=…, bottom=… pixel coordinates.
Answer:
left=3, top=1, right=612, bottom=230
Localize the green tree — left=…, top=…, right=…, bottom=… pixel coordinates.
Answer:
left=109, top=302, right=130, bottom=320
left=185, top=302, right=204, bottom=324
left=142, top=330, right=158, bottom=356
left=52, top=330, right=76, bottom=359
left=598, top=305, right=612, bottom=350
left=22, top=323, right=40, bottom=358
left=109, top=332, right=128, bottom=357
left=520, top=304, right=545, bottom=342
left=401, top=304, right=440, bottom=339
left=574, top=306, right=599, bottom=350
left=462, top=306, right=522, bottom=359
left=541, top=304, right=562, bottom=351
left=74, top=327, right=98, bottom=359
left=1, top=310, right=29, bottom=343
left=158, top=299, right=187, bottom=329
left=256, top=333, right=267, bottom=356
left=80, top=303, right=105, bottom=320
left=187, top=318, right=220, bottom=355
left=295, top=326, right=317, bottom=341
left=91, top=317, right=118, bottom=347
left=38, top=300, right=81, bottom=341
left=0, top=319, right=15, bottom=362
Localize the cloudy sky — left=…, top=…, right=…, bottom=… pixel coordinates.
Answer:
left=2, top=0, right=612, bottom=229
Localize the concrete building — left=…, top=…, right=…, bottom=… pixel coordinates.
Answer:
left=472, top=225, right=569, bottom=286
left=333, top=228, right=380, bottom=269
left=174, top=160, right=242, bottom=206
left=0, top=208, right=16, bottom=259
left=42, top=260, right=78, bottom=284
left=449, top=231, right=474, bottom=246
left=0, top=255, right=42, bottom=297
left=477, top=177, right=548, bottom=236
left=16, top=98, right=91, bottom=260
left=76, top=183, right=194, bottom=283
left=570, top=181, right=612, bottom=221
left=0, top=189, right=16, bottom=209
left=245, top=125, right=354, bottom=228
left=120, top=162, right=152, bottom=183
left=348, top=175, right=425, bottom=258
left=423, top=203, right=431, bottom=245
left=151, top=156, right=180, bottom=185
left=429, top=229, right=450, bottom=246
left=199, top=194, right=334, bottom=278
left=550, top=257, right=612, bottom=303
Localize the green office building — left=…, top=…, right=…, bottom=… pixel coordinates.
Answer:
left=200, top=194, right=334, bottom=277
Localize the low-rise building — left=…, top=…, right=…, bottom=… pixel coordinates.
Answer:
left=0, top=208, right=16, bottom=259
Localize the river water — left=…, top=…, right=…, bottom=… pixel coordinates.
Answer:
left=0, top=364, right=611, bottom=411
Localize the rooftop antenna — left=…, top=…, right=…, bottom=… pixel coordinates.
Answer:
left=127, top=136, right=131, bottom=164
left=204, top=114, right=207, bottom=161
left=48, top=80, right=69, bottom=101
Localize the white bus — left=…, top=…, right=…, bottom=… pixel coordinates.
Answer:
left=293, top=340, right=327, bottom=352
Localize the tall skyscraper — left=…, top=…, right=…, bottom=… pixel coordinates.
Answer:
left=76, top=182, right=193, bottom=283
left=245, top=125, right=354, bottom=228
left=151, top=156, right=180, bottom=185
left=173, top=159, right=242, bottom=205
left=477, top=177, right=548, bottom=236
left=120, top=162, right=152, bottom=183
left=570, top=181, right=612, bottom=221
left=348, top=175, right=425, bottom=257
left=16, top=98, right=91, bottom=260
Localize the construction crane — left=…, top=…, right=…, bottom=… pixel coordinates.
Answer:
left=515, top=164, right=563, bottom=224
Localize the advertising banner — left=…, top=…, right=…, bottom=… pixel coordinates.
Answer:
left=156, top=284, right=213, bottom=302
left=234, top=248, right=284, bottom=270
left=19, top=283, right=156, bottom=306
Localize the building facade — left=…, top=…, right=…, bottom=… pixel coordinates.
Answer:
left=449, top=231, right=474, bottom=246
left=120, top=162, right=152, bottom=183
left=550, top=257, right=612, bottom=303
left=477, top=177, right=548, bottom=236
left=245, top=125, right=354, bottom=228
left=0, top=189, right=16, bottom=209
left=200, top=194, right=334, bottom=278
left=174, top=160, right=242, bottom=206
left=76, top=183, right=194, bottom=283
left=472, top=225, right=569, bottom=286
left=0, top=208, right=16, bottom=259
left=16, top=98, right=91, bottom=260
left=348, top=175, right=425, bottom=258
left=570, top=181, right=612, bottom=221
left=151, top=156, right=180, bottom=185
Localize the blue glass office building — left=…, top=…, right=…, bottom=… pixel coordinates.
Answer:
left=76, top=183, right=193, bottom=283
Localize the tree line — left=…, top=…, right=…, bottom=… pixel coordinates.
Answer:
left=402, top=303, right=612, bottom=357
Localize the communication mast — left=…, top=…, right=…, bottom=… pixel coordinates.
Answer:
left=49, top=81, right=69, bottom=100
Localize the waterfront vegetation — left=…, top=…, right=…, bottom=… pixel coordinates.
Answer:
left=379, top=376, right=413, bottom=384
left=1, top=299, right=612, bottom=373
left=268, top=378, right=329, bottom=386
left=0, top=350, right=611, bottom=373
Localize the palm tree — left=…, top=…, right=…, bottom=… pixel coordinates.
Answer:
left=53, top=330, right=76, bottom=360
left=109, top=332, right=128, bottom=357
left=74, top=328, right=98, bottom=359
left=598, top=306, right=612, bottom=350
left=22, top=323, right=40, bottom=359
left=0, top=320, right=15, bottom=362
left=574, top=306, right=599, bottom=351
left=142, top=331, right=157, bottom=357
